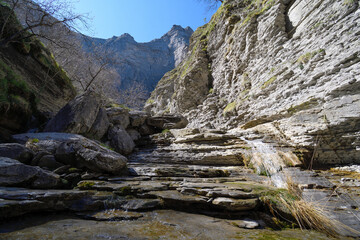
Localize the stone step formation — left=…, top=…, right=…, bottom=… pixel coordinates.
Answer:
left=1, top=127, right=360, bottom=238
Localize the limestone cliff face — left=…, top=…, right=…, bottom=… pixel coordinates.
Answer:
left=83, top=25, right=193, bottom=91
left=146, top=0, right=360, bottom=165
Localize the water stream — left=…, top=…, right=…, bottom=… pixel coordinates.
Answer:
left=243, top=138, right=288, bottom=188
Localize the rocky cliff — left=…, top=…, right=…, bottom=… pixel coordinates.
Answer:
left=0, top=4, right=76, bottom=139
left=146, top=0, right=360, bottom=165
left=83, top=25, right=193, bottom=91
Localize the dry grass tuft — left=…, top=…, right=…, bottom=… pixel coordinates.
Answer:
left=280, top=197, right=339, bottom=237
left=263, top=177, right=358, bottom=237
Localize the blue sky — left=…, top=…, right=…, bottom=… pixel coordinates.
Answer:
left=73, top=0, right=221, bottom=42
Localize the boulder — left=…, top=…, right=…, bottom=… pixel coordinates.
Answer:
left=69, top=138, right=127, bottom=173
left=106, top=107, right=130, bottom=129
left=37, top=155, right=63, bottom=170
left=108, top=125, right=135, bottom=155
left=138, top=124, right=156, bottom=135
left=44, top=91, right=102, bottom=135
left=0, top=157, right=61, bottom=189
left=147, top=114, right=188, bottom=130
left=129, top=111, right=149, bottom=127
left=31, top=151, right=52, bottom=166
left=13, top=133, right=128, bottom=174
left=0, top=143, right=34, bottom=164
left=127, top=129, right=141, bottom=141
left=88, top=108, right=110, bottom=140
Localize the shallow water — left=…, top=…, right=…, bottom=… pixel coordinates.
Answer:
left=0, top=210, right=337, bottom=240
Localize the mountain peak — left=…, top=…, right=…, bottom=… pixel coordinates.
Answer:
left=118, top=33, right=135, bottom=41
left=169, top=25, right=193, bottom=34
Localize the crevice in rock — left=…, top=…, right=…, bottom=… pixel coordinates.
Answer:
left=284, top=0, right=296, bottom=38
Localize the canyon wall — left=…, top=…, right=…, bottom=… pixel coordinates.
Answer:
left=146, top=0, right=360, bottom=165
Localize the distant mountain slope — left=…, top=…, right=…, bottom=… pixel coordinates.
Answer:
left=82, top=25, right=193, bottom=91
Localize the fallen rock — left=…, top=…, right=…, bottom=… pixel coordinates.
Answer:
left=229, top=219, right=259, bottom=229
left=0, top=143, right=34, bottom=164
left=13, top=133, right=128, bottom=174
left=127, top=129, right=141, bottom=141
left=37, top=154, right=63, bottom=170
left=87, top=108, right=110, bottom=140
left=0, top=157, right=61, bottom=189
left=129, top=111, right=149, bottom=127
left=212, top=197, right=259, bottom=211
left=44, top=91, right=103, bottom=135
left=108, top=125, right=135, bottom=155
left=106, top=107, right=130, bottom=129
left=147, top=114, right=188, bottom=130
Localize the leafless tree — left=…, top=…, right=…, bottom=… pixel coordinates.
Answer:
left=0, top=0, right=87, bottom=48
left=199, top=0, right=223, bottom=10
left=118, top=81, right=149, bottom=110
left=1, top=0, right=148, bottom=108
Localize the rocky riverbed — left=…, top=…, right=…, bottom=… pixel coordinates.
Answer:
left=1, top=125, right=360, bottom=239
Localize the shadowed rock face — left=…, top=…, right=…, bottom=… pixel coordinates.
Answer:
left=12, top=133, right=127, bottom=174
left=146, top=0, right=360, bottom=165
left=82, top=25, right=194, bottom=91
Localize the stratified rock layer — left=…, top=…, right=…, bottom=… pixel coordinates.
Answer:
left=147, top=0, right=360, bottom=165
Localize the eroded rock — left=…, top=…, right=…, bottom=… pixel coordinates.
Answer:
left=44, top=91, right=103, bottom=135
left=108, top=125, right=135, bottom=155
left=13, top=133, right=128, bottom=174
left=0, top=157, right=61, bottom=189
left=0, top=143, right=34, bottom=164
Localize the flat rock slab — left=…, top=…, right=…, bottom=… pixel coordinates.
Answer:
left=283, top=168, right=335, bottom=189
left=0, top=187, right=95, bottom=201
left=0, top=199, right=47, bottom=219
left=77, top=209, right=143, bottom=221
left=77, top=180, right=169, bottom=194
left=0, top=157, right=61, bottom=189
left=0, top=187, right=115, bottom=219
left=147, top=190, right=209, bottom=204
left=212, top=197, right=259, bottom=211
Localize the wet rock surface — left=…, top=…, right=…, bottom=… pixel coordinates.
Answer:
left=0, top=211, right=335, bottom=240
left=1, top=129, right=360, bottom=238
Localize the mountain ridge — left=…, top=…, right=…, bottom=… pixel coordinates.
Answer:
left=82, top=25, right=194, bottom=91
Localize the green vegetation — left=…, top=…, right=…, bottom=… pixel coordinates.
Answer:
left=262, top=76, right=277, bottom=89
left=106, top=103, right=131, bottom=111
left=287, top=98, right=318, bottom=115
left=0, top=59, right=35, bottom=114
left=77, top=181, right=95, bottom=189
left=116, top=186, right=132, bottom=196
left=296, top=49, right=325, bottom=69
left=146, top=98, right=154, bottom=104
left=68, top=168, right=80, bottom=173
left=100, top=143, right=115, bottom=151
left=209, top=88, right=214, bottom=94
left=344, top=0, right=355, bottom=5
left=240, top=0, right=277, bottom=27
left=29, top=138, right=39, bottom=143
left=223, top=101, right=236, bottom=115
left=161, top=129, right=170, bottom=134
left=0, top=4, right=75, bottom=95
